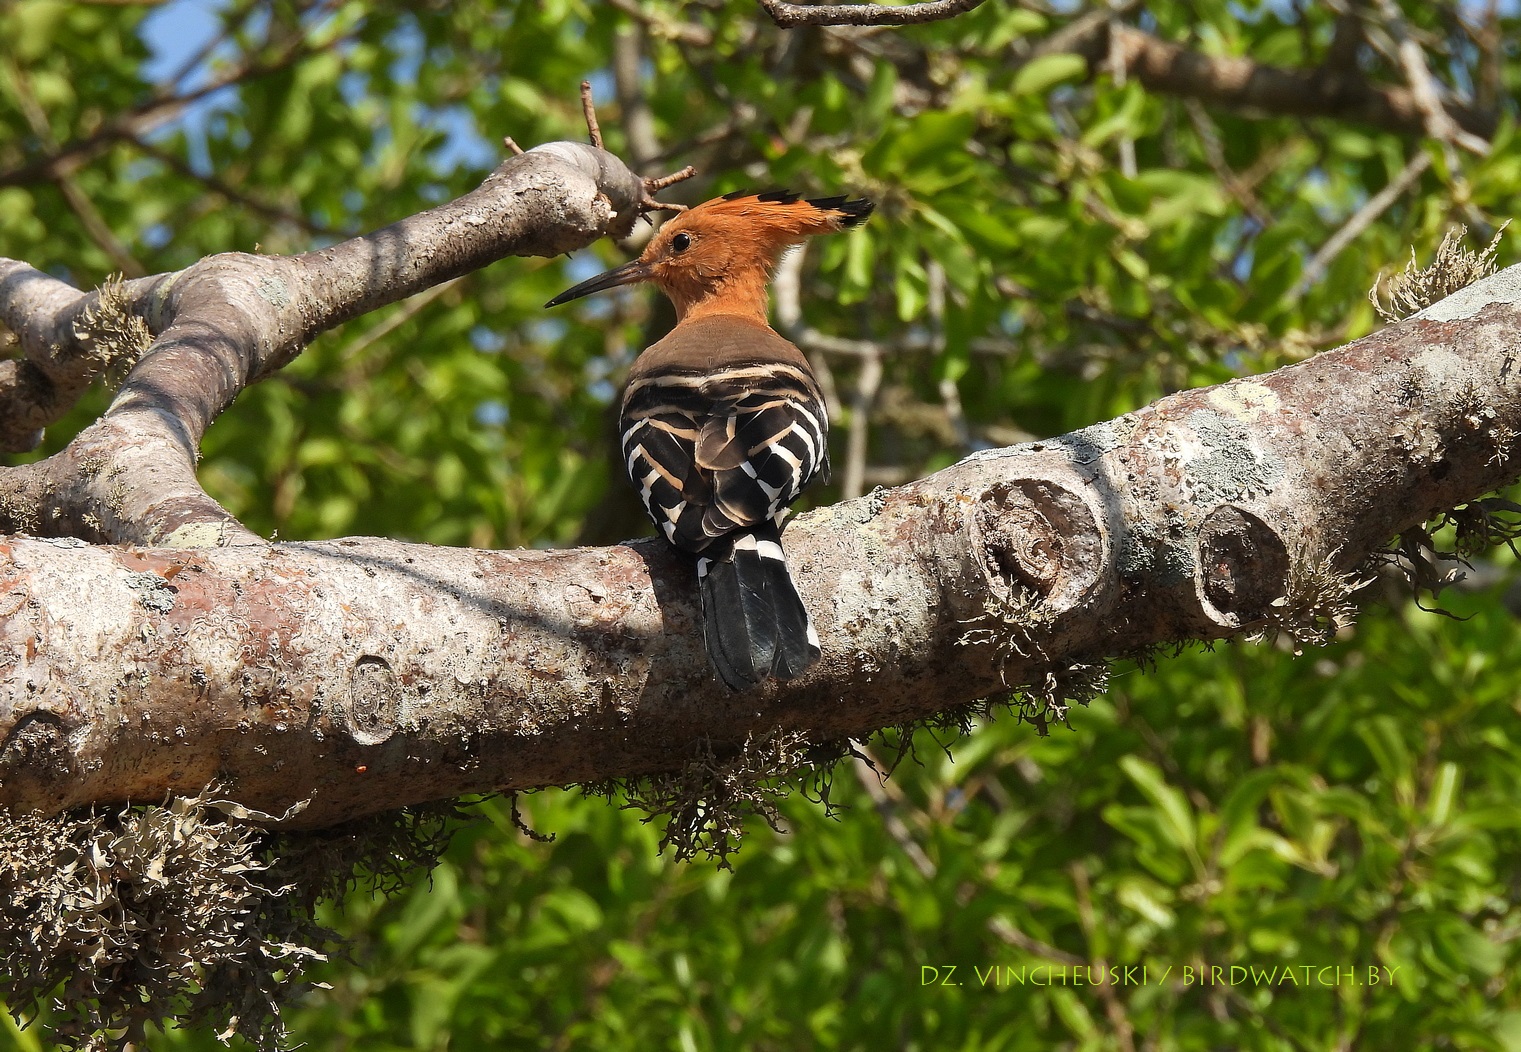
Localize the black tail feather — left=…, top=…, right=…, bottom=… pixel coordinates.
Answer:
left=698, top=524, right=821, bottom=691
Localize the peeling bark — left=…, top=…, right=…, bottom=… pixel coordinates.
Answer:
left=4, top=262, right=1521, bottom=827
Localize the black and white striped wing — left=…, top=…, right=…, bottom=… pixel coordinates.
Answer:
left=620, top=364, right=828, bottom=554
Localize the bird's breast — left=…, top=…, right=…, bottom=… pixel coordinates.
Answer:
left=625, top=314, right=815, bottom=386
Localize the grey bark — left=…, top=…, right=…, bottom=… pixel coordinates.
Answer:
left=2, top=131, right=1520, bottom=827
left=0, top=142, right=646, bottom=545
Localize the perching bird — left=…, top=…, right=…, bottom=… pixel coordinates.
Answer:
left=547, top=190, right=873, bottom=690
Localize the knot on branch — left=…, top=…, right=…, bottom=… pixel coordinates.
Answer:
left=0, top=711, right=71, bottom=795
left=522, top=141, right=649, bottom=240
left=971, top=477, right=1107, bottom=612
left=514, top=81, right=697, bottom=240
left=1195, top=504, right=1290, bottom=628
left=340, top=655, right=400, bottom=746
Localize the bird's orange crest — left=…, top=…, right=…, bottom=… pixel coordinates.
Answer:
left=662, top=189, right=874, bottom=247
left=546, top=189, right=874, bottom=323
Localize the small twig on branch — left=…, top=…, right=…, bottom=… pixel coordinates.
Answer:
left=162, top=0, right=260, bottom=88
left=605, top=0, right=715, bottom=46
left=55, top=176, right=147, bottom=278
left=614, top=24, right=662, bottom=169
left=1184, top=99, right=1270, bottom=226
left=1469, top=0, right=1503, bottom=115
left=643, top=167, right=697, bottom=195
left=1107, top=16, right=1138, bottom=180
left=578, top=76, right=693, bottom=213
left=757, top=0, right=987, bottom=28
left=0, top=28, right=344, bottom=190
left=852, top=756, right=935, bottom=878
left=2, top=57, right=145, bottom=277
left=850, top=742, right=1086, bottom=965
left=339, top=277, right=465, bottom=368
left=502, top=136, right=525, bottom=156
left=842, top=349, right=882, bottom=500
left=131, top=135, right=333, bottom=237
left=580, top=80, right=605, bottom=150
left=927, top=261, right=970, bottom=450
left=775, top=242, right=932, bottom=359
left=641, top=166, right=697, bottom=214
left=989, top=916, right=1086, bottom=966
left=1072, top=862, right=1139, bottom=1052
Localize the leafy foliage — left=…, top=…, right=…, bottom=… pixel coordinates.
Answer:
left=3, top=0, right=1521, bottom=1048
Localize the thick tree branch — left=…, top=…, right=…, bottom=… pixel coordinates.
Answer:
left=5, top=265, right=1521, bottom=827
left=0, top=141, right=675, bottom=546
left=0, top=265, right=165, bottom=452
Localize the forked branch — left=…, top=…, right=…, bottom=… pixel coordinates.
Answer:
left=0, top=88, right=697, bottom=548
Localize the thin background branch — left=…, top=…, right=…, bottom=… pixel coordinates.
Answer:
left=757, top=0, right=988, bottom=28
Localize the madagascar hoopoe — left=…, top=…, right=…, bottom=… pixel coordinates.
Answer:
left=547, top=190, right=873, bottom=690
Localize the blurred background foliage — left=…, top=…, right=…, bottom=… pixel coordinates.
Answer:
left=3, top=0, right=1521, bottom=1047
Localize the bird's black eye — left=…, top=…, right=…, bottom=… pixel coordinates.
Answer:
left=671, top=232, right=692, bottom=253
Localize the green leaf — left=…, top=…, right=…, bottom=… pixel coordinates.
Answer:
left=1011, top=53, right=1088, bottom=96
left=1357, top=715, right=1416, bottom=804
left=1119, top=756, right=1198, bottom=862
left=1425, top=762, right=1462, bottom=827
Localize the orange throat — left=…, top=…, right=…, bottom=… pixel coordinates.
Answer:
left=663, top=275, right=772, bottom=325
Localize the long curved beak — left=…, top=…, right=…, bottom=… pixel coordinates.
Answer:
left=545, top=259, right=651, bottom=307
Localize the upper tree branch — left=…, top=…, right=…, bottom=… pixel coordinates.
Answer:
left=0, top=24, right=340, bottom=189
left=757, top=0, right=987, bottom=28
left=5, top=265, right=1521, bottom=826
left=1034, top=17, right=1497, bottom=144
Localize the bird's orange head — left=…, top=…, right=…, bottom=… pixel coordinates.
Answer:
left=546, top=190, right=873, bottom=322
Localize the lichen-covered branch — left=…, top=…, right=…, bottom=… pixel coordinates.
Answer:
left=0, top=266, right=161, bottom=452
left=5, top=264, right=1521, bottom=828
left=0, top=141, right=667, bottom=546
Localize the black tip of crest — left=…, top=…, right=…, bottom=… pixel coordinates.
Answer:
left=715, top=189, right=874, bottom=227
left=722, top=188, right=801, bottom=204
left=807, top=195, right=875, bottom=226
